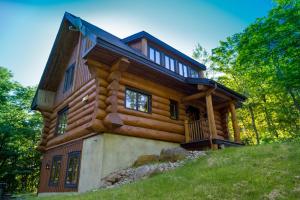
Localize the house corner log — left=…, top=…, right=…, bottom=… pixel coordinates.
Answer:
left=104, top=58, right=130, bottom=129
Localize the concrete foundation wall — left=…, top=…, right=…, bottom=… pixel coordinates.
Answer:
left=77, top=133, right=179, bottom=193
left=101, top=133, right=179, bottom=177
left=78, top=135, right=104, bottom=193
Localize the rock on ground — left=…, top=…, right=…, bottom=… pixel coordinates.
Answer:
left=159, top=147, right=189, bottom=162
left=100, top=149, right=206, bottom=189
left=133, top=154, right=160, bottom=167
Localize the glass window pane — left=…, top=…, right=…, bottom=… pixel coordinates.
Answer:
left=165, top=56, right=170, bottom=69
left=49, top=156, right=62, bottom=185
left=137, top=94, right=149, bottom=112
left=125, top=90, right=137, bottom=109
left=65, top=153, right=80, bottom=187
left=183, top=65, right=188, bottom=77
left=170, top=59, right=175, bottom=71
left=149, top=48, right=155, bottom=61
left=179, top=63, right=183, bottom=75
left=155, top=51, right=160, bottom=64
left=57, top=108, right=68, bottom=135
left=64, top=64, right=75, bottom=92
left=190, top=69, right=199, bottom=78
left=169, top=100, right=178, bottom=120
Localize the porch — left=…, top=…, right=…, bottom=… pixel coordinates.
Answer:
left=180, top=80, right=246, bottom=150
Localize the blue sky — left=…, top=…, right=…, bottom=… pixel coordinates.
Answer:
left=0, top=0, right=274, bottom=86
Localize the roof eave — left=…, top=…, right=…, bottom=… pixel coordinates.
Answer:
left=185, top=78, right=247, bottom=101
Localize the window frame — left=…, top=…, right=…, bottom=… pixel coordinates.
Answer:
left=169, top=100, right=179, bottom=120
left=48, top=155, right=62, bottom=187
left=164, top=54, right=176, bottom=72
left=55, top=106, right=69, bottom=136
left=64, top=151, right=81, bottom=188
left=148, top=46, right=161, bottom=65
left=63, top=63, right=75, bottom=93
left=189, top=67, right=199, bottom=78
left=125, top=87, right=152, bottom=114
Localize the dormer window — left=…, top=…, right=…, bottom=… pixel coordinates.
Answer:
left=149, top=47, right=161, bottom=65
left=178, top=62, right=188, bottom=77
left=164, top=55, right=175, bottom=72
left=148, top=46, right=200, bottom=78
left=190, top=68, right=199, bottom=78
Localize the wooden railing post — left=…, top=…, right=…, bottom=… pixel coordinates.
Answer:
left=184, top=120, right=190, bottom=143
left=206, top=93, right=218, bottom=149
left=229, top=102, right=240, bottom=143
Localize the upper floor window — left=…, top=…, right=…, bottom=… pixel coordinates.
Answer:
left=148, top=47, right=200, bottom=78
left=49, top=155, right=62, bottom=186
left=165, top=55, right=175, bottom=72
left=125, top=88, right=151, bottom=113
left=56, top=107, right=68, bottom=135
left=170, top=100, right=178, bottom=120
left=65, top=151, right=81, bottom=188
left=189, top=68, right=199, bottom=78
left=63, top=63, right=75, bottom=92
left=178, top=62, right=188, bottom=77
left=149, top=47, right=161, bottom=65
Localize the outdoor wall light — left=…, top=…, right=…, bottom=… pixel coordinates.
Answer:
left=82, top=95, right=89, bottom=103
left=46, top=163, right=50, bottom=170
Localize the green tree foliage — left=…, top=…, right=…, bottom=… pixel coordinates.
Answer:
left=194, top=0, right=300, bottom=144
left=0, top=67, right=42, bottom=193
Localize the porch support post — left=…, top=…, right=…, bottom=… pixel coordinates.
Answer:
left=184, top=120, right=190, bottom=143
left=229, top=102, right=240, bottom=143
left=206, top=93, right=218, bottom=149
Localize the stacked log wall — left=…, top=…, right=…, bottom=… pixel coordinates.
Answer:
left=40, top=35, right=96, bottom=150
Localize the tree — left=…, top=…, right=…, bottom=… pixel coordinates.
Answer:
left=193, top=0, right=300, bottom=144
left=0, top=67, right=42, bottom=193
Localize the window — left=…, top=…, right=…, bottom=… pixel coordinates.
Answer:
left=164, top=55, right=175, bottom=72
left=170, top=100, right=178, bottom=120
left=65, top=151, right=81, bottom=188
left=56, top=107, right=68, bottom=135
left=170, top=58, right=175, bottom=72
left=63, top=64, right=75, bottom=92
left=125, top=88, right=151, bottom=113
left=189, top=68, right=199, bottom=78
left=149, top=47, right=161, bottom=64
left=178, top=62, right=188, bottom=77
left=165, top=56, right=170, bottom=70
left=49, top=155, right=62, bottom=186
left=183, top=65, right=188, bottom=77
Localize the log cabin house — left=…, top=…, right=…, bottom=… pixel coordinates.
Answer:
left=32, top=12, right=246, bottom=194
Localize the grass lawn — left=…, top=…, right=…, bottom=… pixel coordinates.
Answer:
left=29, top=142, right=300, bottom=200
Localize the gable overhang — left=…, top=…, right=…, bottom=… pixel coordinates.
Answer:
left=31, top=13, right=90, bottom=110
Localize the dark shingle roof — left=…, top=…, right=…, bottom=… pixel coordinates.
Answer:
left=32, top=12, right=245, bottom=110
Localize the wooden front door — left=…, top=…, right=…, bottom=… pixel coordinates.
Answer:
left=186, top=106, right=200, bottom=121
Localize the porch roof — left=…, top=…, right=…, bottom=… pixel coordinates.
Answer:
left=185, top=78, right=246, bottom=102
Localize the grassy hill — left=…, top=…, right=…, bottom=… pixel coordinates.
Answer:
left=30, top=142, right=300, bottom=200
